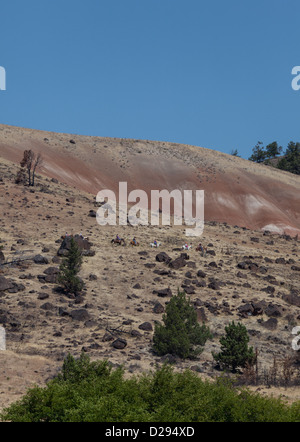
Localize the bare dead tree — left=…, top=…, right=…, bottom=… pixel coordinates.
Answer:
left=18, top=150, right=43, bottom=186
left=31, top=152, right=43, bottom=186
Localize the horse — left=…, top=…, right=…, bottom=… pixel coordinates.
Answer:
left=150, top=242, right=161, bottom=248
left=111, top=238, right=126, bottom=246
left=182, top=244, right=192, bottom=250
left=130, top=240, right=139, bottom=246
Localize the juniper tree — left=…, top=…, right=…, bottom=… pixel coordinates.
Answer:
left=58, top=238, right=83, bottom=295
left=213, top=321, right=255, bottom=372
left=153, top=290, right=211, bottom=359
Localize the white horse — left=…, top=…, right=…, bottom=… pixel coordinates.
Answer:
left=150, top=242, right=161, bottom=248
left=182, top=244, right=192, bottom=250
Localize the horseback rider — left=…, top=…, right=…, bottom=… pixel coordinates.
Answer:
left=133, top=237, right=137, bottom=245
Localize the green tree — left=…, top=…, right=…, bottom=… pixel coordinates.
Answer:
left=277, top=141, right=300, bottom=175
left=213, top=321, right=255, bottom=372
left=230, top=149, right=240, bottom=157
left=153, top=290, right=212, bottom=359
left=248, top=141, right=266, bottom=163
left=265, top=141, right=282, bottom=158
left=57, top=237, right=83, bottom=295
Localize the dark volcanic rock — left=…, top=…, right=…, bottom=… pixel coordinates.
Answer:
left=154, top=287, right=172, bottom=297
left=34, top=255, right=49, bottom=264
left=155, top=252, right=172, bottom=264
left=112, top=338, right=127, bottom=349
left=282, top=292, right=300, bottom=308
left=57, top=234, right=93, bottom=257
left=138, top=322, right=153, bottom=331
left=169, top=255, right=187, bottom=270
left=0, top=276, right=14, bottom=292
left=153, top=302, right=165, bottom=314
left=265, top=304, right=282, bottom=318
left=261, top=318, right=278, bottom=330
left=70, top=309, right=90, bottom=321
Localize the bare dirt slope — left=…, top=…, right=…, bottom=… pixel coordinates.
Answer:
left=0, top=126, right=300, bottom=411
left=0, top=124, right=299, bottom=236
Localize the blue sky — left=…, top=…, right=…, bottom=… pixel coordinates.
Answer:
left=0, top=0, right=299, bottom=159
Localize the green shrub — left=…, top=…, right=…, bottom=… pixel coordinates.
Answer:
left=213, top=321, right=255, bottom=371
left=1, top=353, right=299, bottom=422
left=152, top=290, right=212, bottom=359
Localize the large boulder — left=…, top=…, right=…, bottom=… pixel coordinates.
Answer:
left=70, top=309, right=90, bottom=321
left=57, top=234, right=94, bottom=257
left=0, top=276, right=14, bottom=292
left=154, top=287, right=172, bottom=297
left=34, top=255, right=49, bottom=264
left=155, top=252, right=172, bottom=264
left=112, top=338, right=127, bottom=349
left=169, top=253, right=189, bottom=270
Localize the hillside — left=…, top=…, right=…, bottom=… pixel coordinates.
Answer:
left=0, top=124, right=300, bottom=235
left=0, top=125, right=300, bottom=409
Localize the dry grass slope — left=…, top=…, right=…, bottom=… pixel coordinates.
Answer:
left=0, top=125, right=300, bottom=410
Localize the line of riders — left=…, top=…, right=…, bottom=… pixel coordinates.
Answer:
left=63, top=232, right=207, bottom=256
left=111, top=234, right=207, bottom=255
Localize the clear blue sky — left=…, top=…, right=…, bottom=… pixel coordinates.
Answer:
left=0, top=0, right=299, bottom=159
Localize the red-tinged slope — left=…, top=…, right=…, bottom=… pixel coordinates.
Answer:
left=0, top=124, right=299, bottom=235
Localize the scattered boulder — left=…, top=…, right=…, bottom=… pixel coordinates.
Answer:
left=282, top=292, right=300, bottom=308
left=0, top=276, right=14, bottom=292
left=153, top=302, right=165, bottom=314
left=237, top=262, right=248, bottom=270
left=70, top=309, right=90, bottom=321
left=37, top=292, right=49, bottom=300
left=208, top=280, right=220, bottom=290
left=169, top=254, right=188, bottom=270
left=34, top=255, right=49, bottom=265
left=155, top=252, right=171, bottom=264
left=238, top=303, right=254, bottom=317
left=182, top=285, right=196, bottom=294
left=154, top=287, right=172, bottom=297
left=265, top=304, right=282, bottom=318
left=57, top=234, right=94, bottom=257
left=43, top=267, right=59, bottom=284
left=40, top=302, right=56, bottom=311
left=291, top=265, right=300, bottom=272
left=112, top=338, right=127, bottom=349
left=138, top=322, right=153, bottom=331
left=102, top=332, right=114, bottom=342
left=0, top=250, right=5, bottom=264
left=131, top=329, right=142, bottom=338
left=261, top=286, right=275, bottom=295
left=89, top=274, right=98, bottom=281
